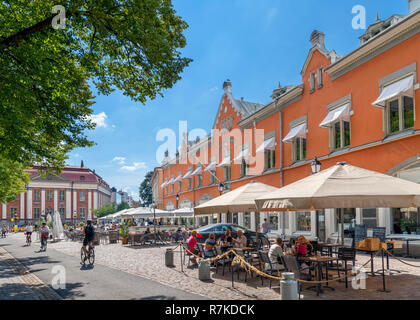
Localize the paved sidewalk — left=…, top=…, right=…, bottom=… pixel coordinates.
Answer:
left=0, top=246, right=62, bottom=300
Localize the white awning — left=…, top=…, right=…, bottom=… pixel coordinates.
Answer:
left=283, top=123, right=307, bottom=143
left=167, top=178, right=175, bottom=185
left=217, top=156, right=231, bottom=168
left=204, top=162, right=216, bottom=172
left=191, top=166, right=202, bottom=176
left=256, top=137, right=276, bottom=154
left=173, top=174, right=182, bottom=183
left=183, top=170, right=193, bottom=179
left=373, top=75, right=414, bottom=108
left=319, top=103, right=351, bottom=128
left=161, top=181, right=168, bottom=188
left=233, top=148, right=250, bottom=163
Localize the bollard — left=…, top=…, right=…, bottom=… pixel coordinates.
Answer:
left=198, top=260, right=211, bottom=281
left=165, top=249, right=174, bottom=267
left=280, top=272, right=298, bottom=300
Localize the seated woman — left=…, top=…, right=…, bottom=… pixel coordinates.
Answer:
left=269, top=237, right=284, bottom=268
left=204, top=233, right=217, bottom=258
left=294, top=235, right=309, bottom=257
left=219, top=229, right=233, bottom=252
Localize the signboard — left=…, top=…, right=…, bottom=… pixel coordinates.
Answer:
left=373, top=227, right=386, bottom=242
left=354, top=224, right=367, bottom=244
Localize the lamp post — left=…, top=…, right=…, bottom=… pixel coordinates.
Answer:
left=218, top=183, right=225, bottom=195
left=310, top=157, right=322, bottom=174
left=150, top=203, right=157, bottom=242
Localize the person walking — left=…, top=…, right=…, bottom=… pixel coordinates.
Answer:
left=261, top=218, right=269, bottom=234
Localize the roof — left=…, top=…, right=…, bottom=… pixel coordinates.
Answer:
left=234, top=99, right=265, bottom=118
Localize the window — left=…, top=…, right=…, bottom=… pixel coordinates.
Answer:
left=59, top=190, right=65, bottom=201
left=386, top=96, right=414, bottom=134
left=178, top=181, right=182, bottom=193
left=243, top=212, right=251, bottom=229
left=362, top=208, right=378, bottom=229
left=224, top=166, right=231, bottom=182
left=268, top=213, right=278, bottom=231
left=188, top=178, right=192, bottom=190
left=46, top=190, right=53, bottom=201
left=165, top=186, right=168, bottom=196
left=10, top=208, right=17, bottom=219
left=80, top=208, right=86, bottom=219
left=293, top=138, right=307, bottom=162
left=197, top=174, right=203, bottom=188
left=33, top=207, right=40, bottom=219
left=309, top=72, right=316, bottom=92
left=240, top=159, right=249, bottom=177
left=79, top=191, right=85, bottom=202
left=317, top=68, right=323, bottom=88
left=332, top=120, right=351, bottom=150
left=232, top=213, right=238, bottom=225
left=59, top=207, right=65, bottom=220
left=171, top=184, right=174, bottom=194
left=265, top=149, right=276, bottom=171
left=334, top=208, right=356, bottom=235
left=296, top=211, right=311, bottom=231
left=210, top=171, right=216, bottom=185
left=33, top=189, right=40, bottom=201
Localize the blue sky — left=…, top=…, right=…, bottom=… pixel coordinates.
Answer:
left=67, top=0, right=410, bottom=201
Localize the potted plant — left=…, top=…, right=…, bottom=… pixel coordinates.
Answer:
left=400, top=219, right=409, bottom=234
left=119, top=221, right=130, bottom=244
left=408, top=217, right=418, bottom=234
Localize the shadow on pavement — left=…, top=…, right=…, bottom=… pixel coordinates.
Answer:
left=136, top=295, right=177, bottom=300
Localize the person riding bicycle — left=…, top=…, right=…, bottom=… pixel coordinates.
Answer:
left=1, top=225, right=6, bottom=238
left=82, top=220, right=95, bottom=261
left=40, top=222, right=50, bottom=251
left=26, top=223, right=33, bottom=243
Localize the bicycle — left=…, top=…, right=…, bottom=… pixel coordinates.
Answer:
left=26, top=233, right=32, bottom=246
left=40, top=233, right=48, bottom=251
left=81, top=245, right=95, bottom=266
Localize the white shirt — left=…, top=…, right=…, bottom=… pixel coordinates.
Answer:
left=26, top=226, right=33, bottom=232
left=234, top=235, right=247, bottom=248
left=269, top=244, right=284, bottom=263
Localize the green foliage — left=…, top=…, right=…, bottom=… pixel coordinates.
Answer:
left=0, top=0, right=191, bottom=203
left=139, top=171, right=154, bottom=207
left=117, top=202, right=130, bottom=212
left=119, top=220, right=130, bottom=238
left=79, top=222, right=85, bottom=227
left=92, top=203, right=116, bottom=218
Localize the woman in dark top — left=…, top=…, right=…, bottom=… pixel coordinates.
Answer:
left=219, top=228, right=233, bottom=252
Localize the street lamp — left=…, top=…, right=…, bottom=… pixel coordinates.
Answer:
left=311, top=157, right=322, bottom=174
left=175, top=194, right=179, bottom=209
left=218, top=182, right=225, bottom=195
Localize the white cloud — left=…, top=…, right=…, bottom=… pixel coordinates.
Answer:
left=120, top=162, right=147, bottom=172
left=112, top=156, right=126, bottom=165
left=89, top=112, right=108, bottom=128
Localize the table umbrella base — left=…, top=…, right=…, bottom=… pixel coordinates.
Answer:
left=377, top=289, right=391, bottom=293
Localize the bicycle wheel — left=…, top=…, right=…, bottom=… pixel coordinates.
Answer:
left=88, top=248, right=95, bottom=265
left=81, top=247, right=86, bottom=264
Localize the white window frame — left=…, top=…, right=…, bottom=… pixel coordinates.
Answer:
left=79, top=191, right=85, bottom=202
left=210, top=170, right=216, bottom=185
left=330, top=119, right=351, bottom=151
left=317, top=67, right=323, bottom=88
left=224, top=166, right=231, bottom=182
left=309, top=72, right=316, bottom=92
left=384, top=95, right=415, bottom=135
left=292, top=137, right=307, bottom=163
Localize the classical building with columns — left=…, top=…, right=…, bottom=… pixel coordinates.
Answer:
left=152, top=3, right=420, bottom=240
left=1, top=164, right=112, bottom=224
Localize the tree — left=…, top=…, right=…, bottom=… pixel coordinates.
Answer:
left=117, top=201, right=130, bottom=212
left=139, top=171, right=153, bottom=207
left=92, top=202, right=116, bottom=218
left=0, top=0, right=191, bottom=202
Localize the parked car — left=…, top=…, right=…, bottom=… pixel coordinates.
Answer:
left=195, top=223, right=267, bottom=246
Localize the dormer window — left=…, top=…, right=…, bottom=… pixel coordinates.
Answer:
left=317, top=68, right=323, bottom=88
left=309, top=72, right=316, bottom=93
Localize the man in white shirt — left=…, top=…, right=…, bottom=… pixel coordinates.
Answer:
left=26, top=223, right=33, bottom=244
left=233, top=230, right=247, bottom=248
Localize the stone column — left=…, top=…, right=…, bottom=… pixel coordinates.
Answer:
left=88, top=190, right=92, bottom=219
left=53, top=189, right=58, bottom=214
left=73, top=190, right=77, bottom=217
left=310, top=211, right=317, bottom=238
left=66, top=189, right=71, bottom=219
left=356, top=208, right=362, bottom=224
left=26, top=188, right=32, bottom=220
left=324, top=209, right=335, bottom=239
left=2, top=204, right=6, bottom=220
left=289, top=212, right=296, bottom=235
left=221, top=213, right=227, bottom=224
left=20, top=193, right=25, bottom=220
left=378, top=208, right=389, bottom=233
left=250, top=212, right=256, bottom=232
left=238, top=212, right=244, bottom=228
left=41, top=188, right=46, bottom=216
left=93, top=190, right=98, bottom=210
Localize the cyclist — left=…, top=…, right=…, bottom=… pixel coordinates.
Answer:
left=1, top=225, right=6, bottom=238
left=40, top=222, right=50, bottom=251
left=26, top=223, right=33, bottom=244
left=82, top=220, right=95, bottom=261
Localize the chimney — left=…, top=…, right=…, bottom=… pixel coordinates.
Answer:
left=409, top=0, right=420, bottom=13
left=223, top=79, right=232, bottom=94
left=310, top=30, right=325, bottom=49
left=81, top=160, right=84, bottom=168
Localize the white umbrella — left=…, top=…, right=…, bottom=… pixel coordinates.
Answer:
left=255, top=162, right=420, bottom=244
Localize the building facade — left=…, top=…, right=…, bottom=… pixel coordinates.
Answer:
left=1, top=164, right=112, bottom=224
left=153, top=3, right=420, bottom=239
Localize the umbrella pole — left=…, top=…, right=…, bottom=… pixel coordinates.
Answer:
left=341, top=208, right=345, bottom=246
left=255, top=212, right=259, bottom=247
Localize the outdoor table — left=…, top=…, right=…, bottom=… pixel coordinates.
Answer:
left=387, top=236, right=420, bottom=259
left=356, top=247, right=390, bottom=292
left=300, top=256, right=338, bottom=296
left=318, top=243, right=343, bottom=257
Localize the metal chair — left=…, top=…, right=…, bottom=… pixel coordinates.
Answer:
left=343, top=237, right=354, bottom=248
left=281, top=255, right=313, bottom=299
left=337, top=247, right=356, bottom=288
left=182, top=241, right=194, bottom=267
left=215, top=246, right=232, bottom=276
left=233, top=250, right=253, bottom=283
left=258, top=251, right=284, bottom=289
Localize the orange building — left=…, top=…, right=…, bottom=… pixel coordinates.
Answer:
left=152, top=5, right=420, bottom=240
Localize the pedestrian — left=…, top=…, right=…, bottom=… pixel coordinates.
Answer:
left=261, top=218, right=269, bottom=234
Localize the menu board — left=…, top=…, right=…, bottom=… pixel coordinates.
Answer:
left=354, top=224, right=367, bottom=244
left=373, top=227, right=386, bottom=242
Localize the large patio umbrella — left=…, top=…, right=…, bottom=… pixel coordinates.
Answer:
left=255, top=162, right=420, bottom=244
left=194, top=181, right=280, bottom=243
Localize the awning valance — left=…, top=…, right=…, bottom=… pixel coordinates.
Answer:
left=373, top=75, right=414, bottom=108
left=173, top=175, right=182, bottom=183
left=256, top=137, right=276, bottom=154
left=161, top=181, right=168, bottom=188
left=217, top=156, right=231, bottom=168
left=183, top=170, right=193, bottom=179
left=191, top=166, right=202, bottom=176
left=283, top=123, right=307, bottom=143
left=319, top=103, right=351, bottom=128
left=167, top=178, right=175, bottom=185
left=204, top=161, right=216, bottom=172
left=233, top=148, right=250, bottom=163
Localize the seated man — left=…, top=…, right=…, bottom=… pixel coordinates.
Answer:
left=233, top=230, right=247, bottom=248
left=268, top=237, right=284, bottom=269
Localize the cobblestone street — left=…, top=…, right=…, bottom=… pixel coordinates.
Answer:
left=47, top=235, right=420, bottom=300
left=0, top=245, right=61, bottom=300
